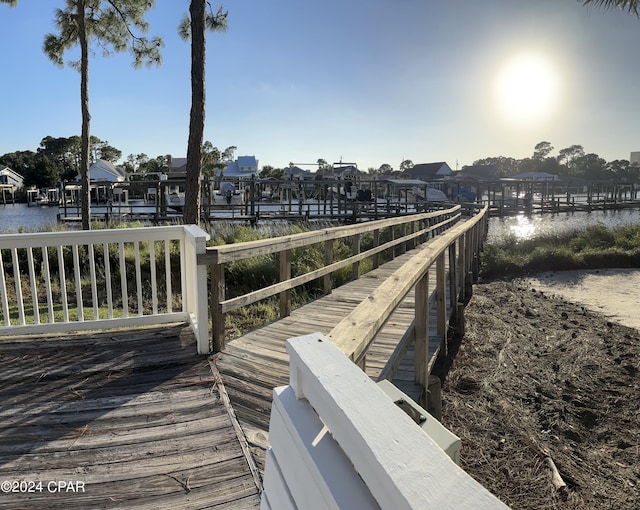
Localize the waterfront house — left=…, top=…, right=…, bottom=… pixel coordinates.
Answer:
left=167, top=156, right=188, bottom=173
left=0, top=166, right=24, bottom=190
left=284, top=165, right=314, bottom=180
left=406, top=162, right=453, bottom=181
left=88, top=159, right=127, bottom=182
left=223, top=156, right=259, bottom=180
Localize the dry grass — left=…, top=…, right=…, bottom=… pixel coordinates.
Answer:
left=439, top=280, right=640, bottom=509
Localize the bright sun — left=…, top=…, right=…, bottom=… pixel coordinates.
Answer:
left=493, top=53, right=560, bottom=125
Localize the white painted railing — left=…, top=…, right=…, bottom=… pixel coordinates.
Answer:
left=261, top=333, right=511, bottom=510
left=0, top=225, right=210, bottom=354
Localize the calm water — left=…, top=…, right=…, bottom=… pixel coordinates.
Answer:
left=0, top=203, right=60, bottom=233
left=3, top=201, right=640, bottom=241
left=487, top=209, right=640, bottom=244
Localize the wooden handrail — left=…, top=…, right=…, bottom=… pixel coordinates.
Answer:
left=197, top=205, right=461, bottom=265
left=203, top=206, right=467, bottom=352
left=218, top=213, right=461, bottom=314
left=327, top=205, right=488, bottom=376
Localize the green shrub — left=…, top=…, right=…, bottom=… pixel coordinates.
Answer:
left=480, top=244, right=522, bottom=279
left=613, top=224, right=640, bottom=251
left=580, top=248, right=636, bottom=269
left=525, top=246, right=579, bottom=272
left=481, top=221, right=640, bottom=279
left=569, top=224, right=615, bottom=251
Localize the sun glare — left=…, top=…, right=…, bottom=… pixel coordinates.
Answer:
left=493, top=53, right=560, bottom=125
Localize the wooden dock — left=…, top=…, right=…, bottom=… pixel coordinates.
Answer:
left=0, top=325, right=261, bottom=509
left=0, top=231, right=461, bottom=509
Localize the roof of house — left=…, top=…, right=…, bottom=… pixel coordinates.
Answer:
left=223, top=157, right=259, bottom=178
left=285, top=166, right=312, bottom=178
left=333, top=165, right=365, bottom=177
left=168, top=157, right=187, bottom=171
left=88, top=160, right=127, bottom=182
left=237, top=156, right=258, bottom=168
left=406, top=162, right=452, bottom=180
left=0, top=167, right=24, bottom=178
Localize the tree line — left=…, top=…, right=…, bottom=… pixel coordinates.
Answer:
left=0, top=136, right=121, bottom=189
left=0, top=136, right=238, bottom=190
left=471, top=141, right=639, bottom=182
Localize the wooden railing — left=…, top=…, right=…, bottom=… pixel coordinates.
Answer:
left=328, top=205, right=488, bottom=387
left=262, top=206, right=499, bottom=509
left=0, top=225, right=210, bottom=353
left=198, top=205, right=471, bottom=352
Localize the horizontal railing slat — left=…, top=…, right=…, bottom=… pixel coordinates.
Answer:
left=199, top=206, right=461, bottom=264
left=219, top=216, right=459, bottom=314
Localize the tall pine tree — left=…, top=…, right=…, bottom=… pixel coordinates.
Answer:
left=179, top=2, right=228, bottom=225
left=2, top=0, right=162, bottom=229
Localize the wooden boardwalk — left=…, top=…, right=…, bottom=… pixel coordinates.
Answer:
left=214, top=245, right=452, bottom=474
left=0, top=325, right=261, bottom=509
left=0, top=243, right=454, bottom=508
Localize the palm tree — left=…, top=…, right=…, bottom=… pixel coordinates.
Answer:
left=179, top=2, right=228, bottom=225
left=45, top=1, right=162, bottom=230
left=582, top=0, right=639, bottom=15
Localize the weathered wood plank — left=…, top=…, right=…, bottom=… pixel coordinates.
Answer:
left=0, top=326, right=261, bottom=509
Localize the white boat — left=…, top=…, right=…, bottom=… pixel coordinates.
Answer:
left=34, top=193, right=49, bottom=206
left=167, top=191, right=185, bottom=210
left=27, top=187, right=60, bottom=206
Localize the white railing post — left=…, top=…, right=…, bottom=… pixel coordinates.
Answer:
left=182, top=225, right=211, bottom=354
left=262, top=332, right=510, bottom=510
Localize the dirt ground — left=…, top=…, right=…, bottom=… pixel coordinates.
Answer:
left=438, top=278, right=640, bottom=510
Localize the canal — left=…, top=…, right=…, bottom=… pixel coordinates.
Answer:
left=3, top=201, right=640, bottom=242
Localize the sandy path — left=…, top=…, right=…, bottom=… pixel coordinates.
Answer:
left=526, top=268, right=640, bottom=330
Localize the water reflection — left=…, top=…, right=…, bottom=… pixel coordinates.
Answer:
left=488, top=209, right=640, bottom=244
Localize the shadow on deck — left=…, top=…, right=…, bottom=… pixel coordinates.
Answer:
left=0, top=325, right=261, bottom=509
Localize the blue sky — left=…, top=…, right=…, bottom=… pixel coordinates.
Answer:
left=1, top=0, right=639, bottom=171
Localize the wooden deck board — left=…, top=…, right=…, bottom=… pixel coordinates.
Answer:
left=0, top=324, right=261, bottom=509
